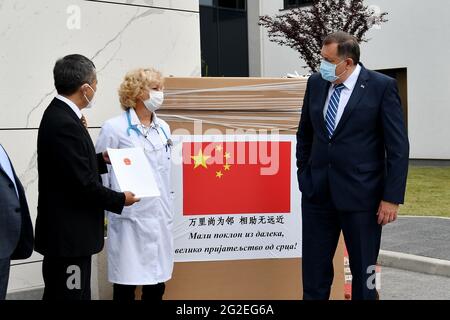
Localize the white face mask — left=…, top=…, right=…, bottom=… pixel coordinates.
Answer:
left=83, top=84, right=96, bottom=109
left=143, top=90, right=164, bottom=113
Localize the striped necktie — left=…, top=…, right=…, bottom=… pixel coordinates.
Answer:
left=325, top=83, right=345, bottom=139
left=81, top=114, right=88, bottom=128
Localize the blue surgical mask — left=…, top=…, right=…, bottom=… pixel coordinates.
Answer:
left=320, top=60, right=346, bottom=82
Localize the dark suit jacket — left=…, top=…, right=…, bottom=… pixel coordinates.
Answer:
left=35, top=98, right=125, bottom=257
left=296, top=64, right=409, bottom=212
left=0, top=147, right=34, bottom=260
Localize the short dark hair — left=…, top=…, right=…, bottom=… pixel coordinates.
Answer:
left=323, top=32, right=360, bottom=65
left=53, top=54, right=96, bottom=95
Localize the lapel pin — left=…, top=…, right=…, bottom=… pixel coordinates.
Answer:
left=361, top=84, right=366, bottom=89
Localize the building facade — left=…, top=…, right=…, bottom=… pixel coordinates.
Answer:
left=2, top=0, right=449, bottom=299
left=0, top=0, right=201, bottom=298
left=247, top=0, right=450, bottom=160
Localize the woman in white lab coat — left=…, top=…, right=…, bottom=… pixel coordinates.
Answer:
left=96, top=68, right=174, bottom=301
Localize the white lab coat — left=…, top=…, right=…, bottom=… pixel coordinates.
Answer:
left=95, top=108, right=174, bottom=285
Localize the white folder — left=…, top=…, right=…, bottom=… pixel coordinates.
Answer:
left=107, top=147, right=161, bottom=198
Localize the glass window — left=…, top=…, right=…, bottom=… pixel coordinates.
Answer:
left=199, top=0, right=249, bottom=76
left=199, top=0, right=214, bottom=7
left=218, top=0, right=246, bottom=10
left=284, top=0, right=313, bottom=9
left=200, top=0, right=246, bottom=10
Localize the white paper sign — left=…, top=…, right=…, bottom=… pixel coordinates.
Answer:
left=107, top=147, right=160, bottom=198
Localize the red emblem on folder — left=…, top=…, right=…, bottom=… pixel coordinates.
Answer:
left=123, top=158, right=132, bottom=166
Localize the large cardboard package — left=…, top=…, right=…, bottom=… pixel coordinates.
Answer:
left=160, top=77, right=345, bottom=300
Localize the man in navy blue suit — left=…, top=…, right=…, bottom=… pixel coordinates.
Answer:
left=296, top=32, right=409, bottom=300
left=0, top=144, right=34, bottom=300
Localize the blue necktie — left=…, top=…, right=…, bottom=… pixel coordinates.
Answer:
left=325, top=83, right=346, bottom=139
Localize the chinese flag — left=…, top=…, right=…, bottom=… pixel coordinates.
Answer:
left=183, top=141, right=291, bottom=215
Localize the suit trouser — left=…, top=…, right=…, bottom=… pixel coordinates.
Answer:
left=0, top=257, right=11, bottom=300
left=42, top=255, right=92, bottom=300
left=302, top=196, right=382, bottom=300
left=113, top=283, right=166, bottom=301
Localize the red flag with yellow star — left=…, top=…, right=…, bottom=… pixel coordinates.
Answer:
left=182, top=141, right=291, bottom=215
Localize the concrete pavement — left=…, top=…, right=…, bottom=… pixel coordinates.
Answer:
left=380, top=267, right=450, bottom=300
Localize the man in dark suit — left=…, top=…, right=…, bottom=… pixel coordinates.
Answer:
left=0, top=144, right=34, bottom=300
left=35, top=54, right=140, bottom=300
left=296, top=32, right=409, bottom=300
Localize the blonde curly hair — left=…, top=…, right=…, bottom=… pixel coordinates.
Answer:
left=118, top=68, right=164, bottom=110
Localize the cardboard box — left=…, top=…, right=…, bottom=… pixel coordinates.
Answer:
left=160, top=77, right=344, bottom=300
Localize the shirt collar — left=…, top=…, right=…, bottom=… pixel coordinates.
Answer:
left=341, top=64, right=362, bottom=91
left=129, top=108, right=160, bottom=128
left=55, top=95, right=82, bottom=119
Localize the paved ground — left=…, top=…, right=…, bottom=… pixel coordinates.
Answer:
left=409, top=160, right=450, bottom=167
left=8, top=269, right=450, bottom=300
left=8, top=216, right=450, bottom=300
left=6, top=288, right=43, bottom=300
left=381, top=216, right=450, bottom=261
left=380, top=267, right=450, bottom=300
left=379, top=216, right=450, bottom=299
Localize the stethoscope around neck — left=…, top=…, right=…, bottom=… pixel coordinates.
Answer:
left=126, top=109, right=171, bottom=152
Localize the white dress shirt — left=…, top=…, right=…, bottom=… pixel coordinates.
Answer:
left=56, top=94, right=82, bottom=119
left=323, top=64, right=362, bottom=128
left=0, top=144, right=19, bottom=198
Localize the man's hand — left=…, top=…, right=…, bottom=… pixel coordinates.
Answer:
left=377, top=201, right=399, bottom=226
left=124, top=191, right=141, bottom=206
left=102, top=151, right=111, bottom=164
